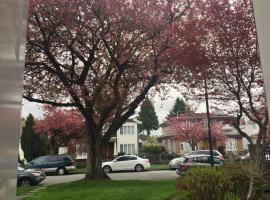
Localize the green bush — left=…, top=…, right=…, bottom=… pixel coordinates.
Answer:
left=221, top=162, right=250, bottom=199
left=177, top=167, right=239, bottom=200
left=141, top=145, right=167, bottom=154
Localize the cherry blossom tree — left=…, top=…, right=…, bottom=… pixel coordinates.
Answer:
left=34, top=106, right=85, bottom=155
left=180, top=0, right=268, bottom=155
left=167, top=114, right=227, bottom=151
left=24, top=0, right=195, bottom=179
left=177, top=1, right=268, bottom=197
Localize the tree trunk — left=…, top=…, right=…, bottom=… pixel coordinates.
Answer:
left=247, top=173, right=254, bottom=200
left=85, top=123, right=108, bottom=179
left=247, top=144, right=266, bottom=200
left=190, top=142, right=196, bottom=151
left=49, top=141, right=58, bottom=155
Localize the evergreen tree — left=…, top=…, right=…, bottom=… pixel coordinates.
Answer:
left=167, top=97, right=186, bottom=118
left=21, top=114, right=49, bottom=162
left=138, top=97, right=159, bottom=136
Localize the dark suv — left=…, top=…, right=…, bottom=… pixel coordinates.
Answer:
left=26, top=154, right=76, bottom=175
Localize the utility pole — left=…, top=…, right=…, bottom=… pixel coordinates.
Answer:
left=204, top=78, right=214, bottom=167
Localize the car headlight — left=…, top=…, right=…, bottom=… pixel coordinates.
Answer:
left=32, top=172, right=41, bottom=177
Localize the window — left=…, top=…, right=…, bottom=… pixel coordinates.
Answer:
left=214, top=157, right=224, bottom=165
left=190, top=156, right=209, bottom=164
left=120, top=125, right=135, bottom=135
left=128, top=144, right=131, bottom=154
left=124, top=144, right=127, bottom=153
left=48, top=156, right=59, bottom=162
left=120, top=144, right=123, bottom=152
left=33, top=156, right=47, bottom=163
left=180, top=143, right=184, bottom=151
left=120, top=144, right=136, bottom=154
left=132, top=144, right=136, bottom=154
left=116, top=156, right=128, bottom=162
left=126, top=156, right=137, bottom=160
left=225, top=138, right=237, bottom=151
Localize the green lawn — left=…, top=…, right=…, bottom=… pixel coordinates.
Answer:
left=17, top=186, right=37, bottom=196
left=21, top=179, right=178, bottom=200
left=70, top=163, right=170, bottom=175
left=150, top=163, right=170, bottom=170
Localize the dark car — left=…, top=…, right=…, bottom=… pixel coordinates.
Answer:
left=26, top=154, right=76, bottom=175
left=176, top=155, right=225, bottom=176
left=17, top=165, right=46, bottom=187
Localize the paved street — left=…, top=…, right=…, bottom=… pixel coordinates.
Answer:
left=41, top=170, right=178, bottom=185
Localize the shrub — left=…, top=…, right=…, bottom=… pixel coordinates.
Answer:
left=177, top=167, right=239, bottom=200
left=141, top=145, right=167, bottom=154
left=221, top=161, right=250, bottom=199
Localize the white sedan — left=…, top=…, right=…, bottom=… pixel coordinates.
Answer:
left=102, top=155, right=150, bottom=173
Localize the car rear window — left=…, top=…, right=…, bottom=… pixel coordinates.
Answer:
left=189, top=156, right=210, bottom=163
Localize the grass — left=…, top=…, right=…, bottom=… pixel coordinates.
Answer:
left=70, top=163, right=170, bottom=175
left=150, top=163, right=170, bottom=170
left=21, top=179, right=178, bottom=200
left=69, top=166, right=86, bottom=175
left=17, top=186, right=37, bottom=196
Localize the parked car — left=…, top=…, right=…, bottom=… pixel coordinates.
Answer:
left=185, top=150, right=224, bottom=159
left=240, top=152, right=250, bottom=160
left=176, top=155, right=225, bottom=176
left=169, top=156, right=187, bottom=169
left=102, top=155, right=150, bottom=173
left=17, top=165, right=46, bottom=187
left=25, top=154, right=76, bottom=175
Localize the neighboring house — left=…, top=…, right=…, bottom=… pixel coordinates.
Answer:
left=240, top=116, right=260, bottom=150
left=158, top=113, right=244, bottom=156
left=63, top=119, right=141, bottom=161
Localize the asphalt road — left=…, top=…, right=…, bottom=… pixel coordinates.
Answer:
left=41, top=170, right=179, bottom=185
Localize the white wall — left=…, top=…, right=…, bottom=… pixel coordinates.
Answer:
left=253, top=1, right=270, bottom=117
left=0, top=1, right=28, bottom=199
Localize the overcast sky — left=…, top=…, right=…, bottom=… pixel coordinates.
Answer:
left=21, top=87, right=207, bottom=135
left=21, top=87, right=183, bottom=120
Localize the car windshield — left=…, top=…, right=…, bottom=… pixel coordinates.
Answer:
left=18, top=166, right=25, bottom=171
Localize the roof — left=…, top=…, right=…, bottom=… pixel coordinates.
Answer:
left=126, top=118, right=142, bottom=124
left=161, top=113, right=235, bottom=127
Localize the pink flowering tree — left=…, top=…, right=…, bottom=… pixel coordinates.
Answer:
left=167, top=114, right=227, bottom=150
left=24, top=0, right=199, bottom=179
left=35, top=106, right=85, bottom=155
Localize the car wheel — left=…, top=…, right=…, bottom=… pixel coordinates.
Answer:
left=135, top=164, right=144, bottom=172
left=103, top=166, right=111, bottom=174
left=57, top=167, right=66, bottom=175
left=18, top=178, right=32, bottom=187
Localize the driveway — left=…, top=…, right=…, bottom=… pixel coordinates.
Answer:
left=41, top=170, right=178, bottom=185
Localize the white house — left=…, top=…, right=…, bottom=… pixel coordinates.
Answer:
left=115, top=119, right=141, bottom=156
left=74, top=119, right=141, bottom=160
